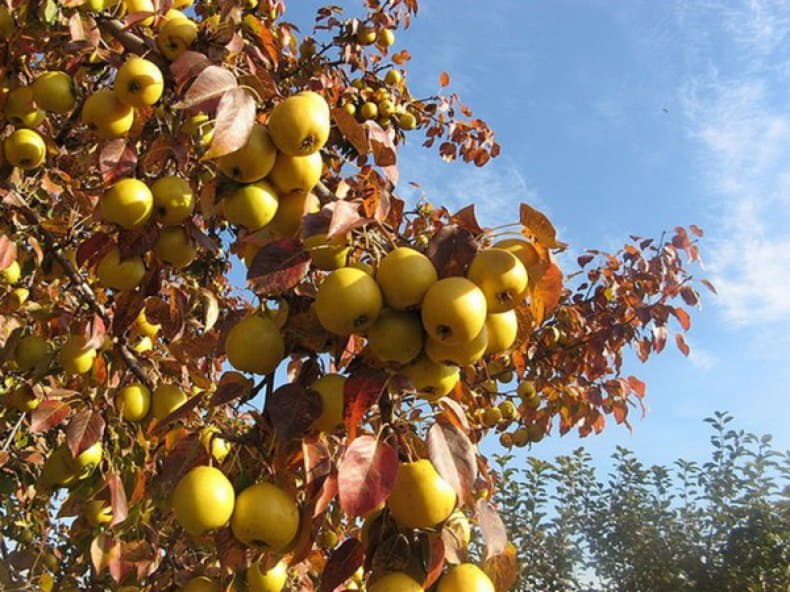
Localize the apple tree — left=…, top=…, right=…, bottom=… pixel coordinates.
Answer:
left=0, top=0, right=711, bottom=590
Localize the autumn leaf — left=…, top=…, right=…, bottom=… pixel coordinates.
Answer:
left=266, top=384, right=322, bottom=442
left=343, top=368, right=388, bottom=440
left=520, top=202, right=566, bottom=249
left=428, top=421, right=478, bottom=506
left=0, top=235, right=17, bottom=271
left=209, top=371, right=254, bottom=407
left=247, top=238, right=311, bottom=297
left=529, top=262, right=563, bottom=325
left=483, top=544, right=518, bottom=592
left=439, top=71, right=450, bottom=87
left=30, top=400, right=71, bottom=433
left=337, top=435, right=398, bottom=517
left=332, top=107, right=369, bottom=155
left=66, top=409, right=105, bottom=457
left=426, top=224, right=478, bottom=278
left=107, top=472, right=129, bottom=526
left=99, top=140, right=137, bottom=184
left=319, top=538, right=364, bottom=592
left=201, top=88, right=256, bottom=160
left=177, top=65, right=237, bottom=109
left=476, top=499, right=508, bottom=559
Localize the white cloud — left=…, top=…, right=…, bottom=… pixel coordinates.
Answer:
left=679, top=0, right=790, bottom=326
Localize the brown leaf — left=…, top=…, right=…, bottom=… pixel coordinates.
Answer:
left=243, top=15, right=279, bottom=66
left=0, top=235, right=17, bottom=270
left=319, top=538, right=365, bottom=592
left=439, top=71, right=450, bottom=87
left=201, top=88, right=256, bottom=160
left=337, top=435, right=398, bottom=517
left=77, top=232, right=114, bottom=269
left=701, top=279, right=717, bottom=294
left=84, top=313, right=107, bottom=351
left=675, top=333, right=690, bottom=356
left=327, top=200, right=366, bottom=239
left=266, top=383, right=322, bottom=442
left=529, top=262, right=563, bottom=325
left=154, top=434, right=208, bottom=494
left=66, top=409, right=105, bottom=457
left=199, top=288, right=220, bottom=332
left=177, top=65, right=237, bottom=109
left=422, top=534, right=446, bottom=589
left=30, top=400, right=71, bottom=433
left=452, top=204, right=484, bottom=235
left=476, top=499, right=507, bottom=559
left=107, top=472, right=129, bottom=526
left=483, top=544, right=518, bottom=592
left=332, top=107, right=369, bottom=155
left=519, top=203, right=565, bottom=249
left=112, top=291, right=146, bottom=335
left=209, top=372, right=254, bottom=406
left=248, top=238, right=311, bottom=297
left=90, top=533, right=121, bottom=581
left=150, top=391, right=204, bottom=437
left=426, top=225, right=478, bottom=278
left=343, top=368, right=388, bottom=440
left=366, top=121, right=397, bottom=167
left=170, top=51, right=211, bottom=86
left=99, top=140, right=137, bottom=185
left=427, top=422, right=477, bottom=506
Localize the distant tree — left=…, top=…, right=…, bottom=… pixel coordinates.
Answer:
left=492, top=412, right=790, bottom=592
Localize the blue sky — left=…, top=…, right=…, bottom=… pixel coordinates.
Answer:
left=280, top=0, right=790, bottom=468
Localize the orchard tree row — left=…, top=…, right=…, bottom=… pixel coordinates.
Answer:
left=0, top=0, right=710, bottom=590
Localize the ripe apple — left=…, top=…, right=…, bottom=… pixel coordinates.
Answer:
left=81, top=89, right=135, bottom=139
left=114, top=56, right=164, bottom=109
left=32, top=71, right=76, bottom=114
left=100, top=178, right=153, bottom=229
left=4, top=86, right=45, bottom=128
left=157, top=13, right=198, bottom=61
left=151, top=176, right=194, bottom=224
left=3, top=129, right=47, bottom=170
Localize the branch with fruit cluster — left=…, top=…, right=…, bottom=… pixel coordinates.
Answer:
left=0, top=0, right=711, bottom=591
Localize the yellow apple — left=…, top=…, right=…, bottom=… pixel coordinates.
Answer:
left=114, top=56, right=164, bottom=109
left=154, top=227, right=197, bottom=268
left=81, top=89, right=135, bottom=139
left=4, top=86, right=45, bottom=128
left=3, top=129, right=46, bottom=170
left=32, top=71, right=76, bottom=114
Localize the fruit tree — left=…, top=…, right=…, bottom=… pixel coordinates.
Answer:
left=0, top=0, right=711, bottom=590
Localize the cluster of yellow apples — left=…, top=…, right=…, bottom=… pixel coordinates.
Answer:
left=167, top=453, right=493, bottom=591
left=342, top=68, right=420, bottom=130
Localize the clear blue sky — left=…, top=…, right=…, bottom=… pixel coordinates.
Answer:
left=280, top=0, right=790, bottom=468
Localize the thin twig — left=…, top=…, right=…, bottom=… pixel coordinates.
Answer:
left=2, top=414, right=25, bottom=452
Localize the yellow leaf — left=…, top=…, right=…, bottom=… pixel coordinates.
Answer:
left=519, top=203, right=567, bottom=249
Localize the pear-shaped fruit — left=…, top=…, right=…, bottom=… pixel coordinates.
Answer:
left=376, top=247, right=437, bottom=310
left=123, top=0, right=155, bottom=25
left=265, top=191, right=319, bottom=237
left=360, top=101, right=378, bottom=120
left=468, top=248, right=527, bottom=313
left=218, top=124, right=277, bottom=183
left=304, top=233, right=350, bottom=270
left=437, top=563, right=494, bottom=592
left=96, top=248, right=146, bottom=291
left=377, top=28, right=395, bottom=48
left=397, top=111, right=418, bottom=130
left=82, top=89, right=135, bottom=139
left=115, top=383, right=151, bottom=421
left=225, top=315, right=285, bottom=375
left=152, top=383, right=187, bottom=420
left=230, top=482, right=299, bottom=550
left=369, top=573, right=422, bottom=592
left=223, top=180, right=279, bottom=230
left=101, top=178, right=153, bottom=229
left=246, top=558, right=288, bottom=592
left=157, top=14, right=197, bottom=61
left=493, top=238, right=540, bottom=270
left=425, top=326, right=487, bottom=366
left=58, top=335, right=97, bottom=375
left=15, top=335, right=53, bottom=372
left=310, top=373, right=346, bottom=433
left=32, top=71, right=76, bottom=114
left=151, top=176, right=194, bottom=224
left=114, top=56, right=163, bottom=108
left=68, top=441, right=103, bottom=478
left=85, top=500, right=113, bottom=527
left=267, top=91, right=330, bottom=156
left=368, top=309, right=423, bottom=365
left=134, top=308, right=160, bottom=338
left=268, top=151, right=322, bottom=194
left=2, top=260, right=21, bottom=284
left=173, top=465, right=235, bottom=535
left=356, top=26, right=377, bottom=45
left=402, top=356, right=460, bottom=400
left=315, top=267, right=383, bottom=335
left=421, top=277, right=487, bottom=345
left=4, top=129, right=46, bottom=170
left=155, top=227, right=196, bottom=268
left=485, top=310, right=518, bottom=355
left=4, top=86, right=45, bottom=128
left=387, top=459, right=456, bottom=529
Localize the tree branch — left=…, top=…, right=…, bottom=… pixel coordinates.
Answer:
left=96, top=18, right=167, bottom=69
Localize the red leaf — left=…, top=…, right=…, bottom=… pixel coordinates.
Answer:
left=85, top=314, right=107, bottom=351
left=319, top=538, right=364, bottom=592
left=337, top=435, right=398, bottom=517
left=169, top=51, right=211, bottom=86
left=99, top=140, right=137, bottom=185
left=202, top=88, right=256, bottom=160
left=422, top=534, right=446, bottom=589
left=266, top=384, right=322, bottom=442
left=77, top=232, right=114, bottom=269
left=177, top=65, right=237, bottom=109
left=676, top=333, right=690, bottom=356
left=332, top=107, right=369, bottom=155
left=439, top=71, right=450, bottom=87
left=107, top=472, right=129, bottom=526
left=209, top=371, right=254, bottom=407
left=90, top=534, right=122, bottom=581
left=66, top=409, right=105, bottom=457
left=426, top=225, right=478, bottom=278
left=343, top=368, right=388, bottom=440
left=30, top=400, right=71, bottom=433
left=247, top=238, right=311, bottom=297
left=652, top=325, right=667, bottom=353
left=689, top=224, right=704, bottom=237
left=150, top=391, right=205, bottom=437
left=701, top=279, right=717, bottom=295
left=612, top=401, right=628, bottom=424
left=427, top=422, right=477, bottom=506
left=476, top=499, right=507, bottom=559
left=529, top=262, right=563, bottom=325
left=327, top=200, right=365, bottom=239
left=244, top=15, right=279, bottom=66
left=673, top=307, right=692, bottom=331
left=111, top=292, right=146, bottom=336
left=0, top=235, right=17, bottom=270
left=365, top=121, right=397, bottom=167
left=626, top=376, right=646, bottom=398
left=153, top=434, right=208, bottom=494
left=680, top=286, right=699, bottom=306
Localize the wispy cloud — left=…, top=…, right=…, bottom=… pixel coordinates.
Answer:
left=678, top=0, right=790, bottom=326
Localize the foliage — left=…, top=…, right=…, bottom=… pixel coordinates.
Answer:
left=0, top=0, right=710, bottom=589
left=493, top=412, right=790, bottom=592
